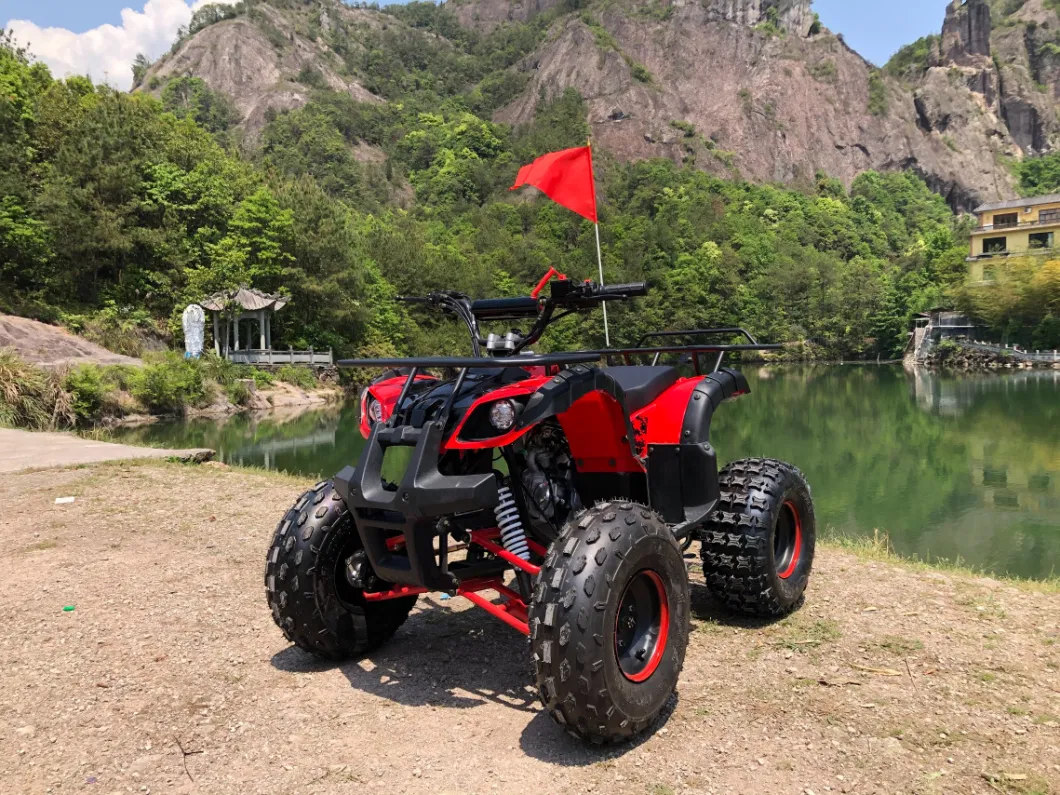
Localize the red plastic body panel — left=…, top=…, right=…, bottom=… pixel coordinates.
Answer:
left=360, top=374, right=437, bottom=438
left=628, top=376, right=701, bottom=453
left=444, top=377, right=550, bottom=450
left=557, top=391, right=642, bottom=473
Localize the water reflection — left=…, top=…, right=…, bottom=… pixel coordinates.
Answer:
left=103, top=366, right=1060, bottom=579
left=710, top=365, right=1060, bottom=580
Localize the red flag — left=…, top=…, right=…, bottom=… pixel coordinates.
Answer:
left=510, top=146, right=598, bottom=223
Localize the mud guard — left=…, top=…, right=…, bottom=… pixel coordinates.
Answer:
left=647, top=368, right=750, bottom=529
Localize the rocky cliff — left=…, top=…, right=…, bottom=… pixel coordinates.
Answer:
left=492, top=0, right=1023, bottom=208
left=140, top=0, right=1060, bottom=210
left=142, top=2, right=380, bottom=136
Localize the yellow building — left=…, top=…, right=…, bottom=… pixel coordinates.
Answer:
left=968, top=193, right=1060, bottom=281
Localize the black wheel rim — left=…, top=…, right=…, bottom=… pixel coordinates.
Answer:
left=614, top=570, right=670, bottom=683
left=774, top=501, right=803, bottom=580
left=335, top=531, right=368, bottom=609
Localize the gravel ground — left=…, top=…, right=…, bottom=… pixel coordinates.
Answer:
left=0, top=461, right=1057, bottom=795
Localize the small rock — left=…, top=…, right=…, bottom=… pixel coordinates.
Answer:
left=15, top=726, right=35, bottom=737
left=128, top=755, right=163, bottom=776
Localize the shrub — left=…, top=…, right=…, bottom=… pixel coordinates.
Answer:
left=884, top=35, right=940, bottom=80
left=276, top=365, right=317, bottom=390
left=669, top=119, right=696, bottom=137
left=809, top=60, right=838, bottom=83
left=65, top=364, right=109, bottom=421
left=630, top=63, right=652, bottom=83
left=296, top=65, right=328, bottom=90
left=199, top=355, right=273, bottom=389
left=868, top=72, right=889, bottom=117
left=128, top=353, right=207, bottom=413
left=226, top=379, right=253, bottom=406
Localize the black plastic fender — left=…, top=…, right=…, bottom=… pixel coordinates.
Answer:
left=647, top=368, right=750, bottom=529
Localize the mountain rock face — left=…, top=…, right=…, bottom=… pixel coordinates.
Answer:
left=143, top=3, right=379, bottom=136
left=705, top=0, right=815, bottom=37
left=493, top=0, right=1023, bottom=209
left=141, top=0, right=1060, bottom=210
left=941, top=0, right=992, bottom=64
left=449, top=0, right=565, bottom=31
left=910, top=0, right=1060, bottom=161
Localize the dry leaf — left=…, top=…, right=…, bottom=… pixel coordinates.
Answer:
left=851, top=662, right=902, bottom=676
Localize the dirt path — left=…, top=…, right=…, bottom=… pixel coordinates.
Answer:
left=0, top=462, right=1056, bottom=795
left=0, top=429, right=213, bottom=473
left=0, top=313, right=141, bottom=367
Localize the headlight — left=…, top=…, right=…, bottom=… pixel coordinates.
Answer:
left=368, top=398, right=384, bottom=423
left=489, top=400, right=517, bottom=431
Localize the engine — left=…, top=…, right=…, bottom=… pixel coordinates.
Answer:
left=519, top=421, right=582, bottom=540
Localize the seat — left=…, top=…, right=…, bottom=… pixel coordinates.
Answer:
left=605, top=366, right=681, bottom=415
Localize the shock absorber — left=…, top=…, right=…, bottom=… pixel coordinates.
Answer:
left=494, top=483, right=530, bottom=561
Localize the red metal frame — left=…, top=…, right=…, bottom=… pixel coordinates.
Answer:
left=361, top=529, right=539, bottom=635
left=468, top=530, right=541, bottom=577
left=530, top=267, right=568, bottom=299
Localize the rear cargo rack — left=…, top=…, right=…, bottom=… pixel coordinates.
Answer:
left=589, top=327, right=782, bottom=374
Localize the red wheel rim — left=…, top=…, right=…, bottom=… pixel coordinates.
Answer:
left=776, top=501, right=802, bottom=580
left=614, top=569, right=670, bottom=683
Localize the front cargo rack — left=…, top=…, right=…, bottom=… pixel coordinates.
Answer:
left=336, top=352, right=602, bottom=370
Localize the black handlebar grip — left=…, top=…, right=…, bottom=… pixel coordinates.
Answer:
left=599, top=282, right=650, bottom=298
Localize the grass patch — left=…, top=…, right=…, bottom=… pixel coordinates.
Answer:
left=822, top=530, right=1060, bottom=593
left=23, top=539, right=58, bottom=552
left=275, top=364, right=317, bottom=390
left=874, top=635, right=924, bottom=656
left=0, top=348, right=74, bottom=430
left=774, top=617, right=841, bottom=652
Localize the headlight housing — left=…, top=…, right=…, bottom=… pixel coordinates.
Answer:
left=488, top=399, right=517, bottom=431
left=361, top=389, right=384, bottom=424
left=368, top=398, right=384, bottom=423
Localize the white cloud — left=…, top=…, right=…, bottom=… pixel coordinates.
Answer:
left=6, top=0, right=237, bottom=91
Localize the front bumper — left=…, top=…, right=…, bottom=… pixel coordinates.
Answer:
left=334, top=421, right=500, bottom=591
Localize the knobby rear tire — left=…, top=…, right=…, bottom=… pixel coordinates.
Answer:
left=264, top=481, right=417, bottom=660
left=699, top=458, right=815, bottom=617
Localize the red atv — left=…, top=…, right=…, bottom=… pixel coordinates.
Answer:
left=265, top=273, right=815, bottom=743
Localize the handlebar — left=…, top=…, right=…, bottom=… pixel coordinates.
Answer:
left=596, top=282, right=649, bottom=299
left=396, top=278, right=651, bottom=356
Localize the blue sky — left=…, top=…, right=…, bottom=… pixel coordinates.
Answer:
left=3, top=0, right=952, bottom=91
left=813, top=0, right=950, bottom=65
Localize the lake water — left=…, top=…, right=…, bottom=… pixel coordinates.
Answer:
left=103, top=366, right=1060, bottom=580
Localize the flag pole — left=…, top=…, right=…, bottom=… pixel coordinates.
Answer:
left=588, top=140, right=610, bottom=347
